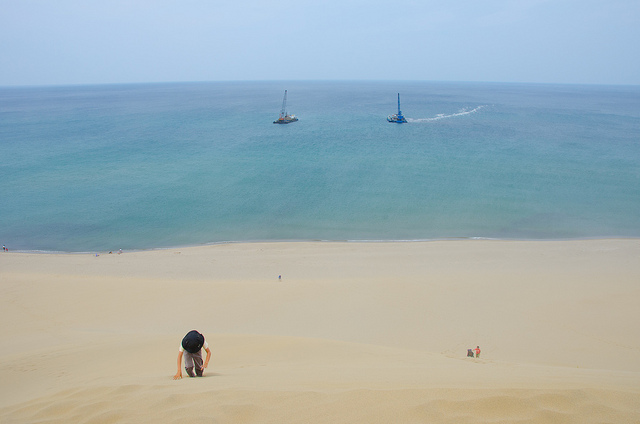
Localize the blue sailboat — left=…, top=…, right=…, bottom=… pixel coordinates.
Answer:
left=387, top=93, right=407, bottom=123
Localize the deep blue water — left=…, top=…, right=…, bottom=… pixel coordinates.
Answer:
left=1, top=81, right=639, bottom=252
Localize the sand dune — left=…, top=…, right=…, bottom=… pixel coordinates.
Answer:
left=1, top=240, right=639, bottom=423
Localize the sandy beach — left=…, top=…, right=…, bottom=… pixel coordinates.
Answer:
left=1, top=239, right=639, bottom=423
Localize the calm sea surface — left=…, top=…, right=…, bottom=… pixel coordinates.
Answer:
left=1, top=81, right=639, bottom=252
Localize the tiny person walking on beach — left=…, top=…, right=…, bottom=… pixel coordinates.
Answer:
left=474, top=346, right=481, bottom=358
left=174, top=330, right=211, bottom=379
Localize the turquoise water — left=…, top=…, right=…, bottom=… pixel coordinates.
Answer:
left=1, top=81, right=639, bottom=252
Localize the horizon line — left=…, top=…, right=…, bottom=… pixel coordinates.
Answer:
left=2, top=79, right=639, bottom=90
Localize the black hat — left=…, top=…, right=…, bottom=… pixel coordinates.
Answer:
left=182, top=330, right=205, bottom=354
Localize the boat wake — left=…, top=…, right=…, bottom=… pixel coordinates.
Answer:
left=407, top=105, right=487, bottom=123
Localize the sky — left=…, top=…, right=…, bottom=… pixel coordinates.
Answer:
left=1, top=0, right=639, bottom=86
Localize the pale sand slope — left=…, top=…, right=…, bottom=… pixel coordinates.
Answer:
left=1, top=240, right=639, bottom=423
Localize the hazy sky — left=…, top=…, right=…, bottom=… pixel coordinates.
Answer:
left=1, top=0, right=639, bottom=86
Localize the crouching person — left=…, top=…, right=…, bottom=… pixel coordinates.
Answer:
left=174, top=330, right=211, bottom=379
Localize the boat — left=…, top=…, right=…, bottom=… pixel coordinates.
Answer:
left=273, top=90, right=298, bottom=124
left=387, top=93, right=407, bottom=123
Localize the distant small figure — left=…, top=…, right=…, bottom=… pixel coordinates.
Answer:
left=118, top=249, right=123, bottom=254
left=467, top=348, right=474, bottom=357
left=2, top=245, right=5, bottom=252
left=174, top=330, right=211, bottom=380
left=474, top=346, right=481, bottom=358
left=278, top=275, right=282, bottom=281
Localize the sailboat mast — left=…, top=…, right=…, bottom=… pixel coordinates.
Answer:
left=280, top=90, right=288, bottom=118
left=397, top=93, right=402, bottom=115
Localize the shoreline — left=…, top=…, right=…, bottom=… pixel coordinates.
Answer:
left=4, top=235, right=640, bottom=255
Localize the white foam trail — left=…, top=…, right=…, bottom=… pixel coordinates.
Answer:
left=407, top=105, right=487, bottom=123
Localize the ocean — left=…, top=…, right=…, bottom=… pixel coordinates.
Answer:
left=1, top=81, right=639, bottom=252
